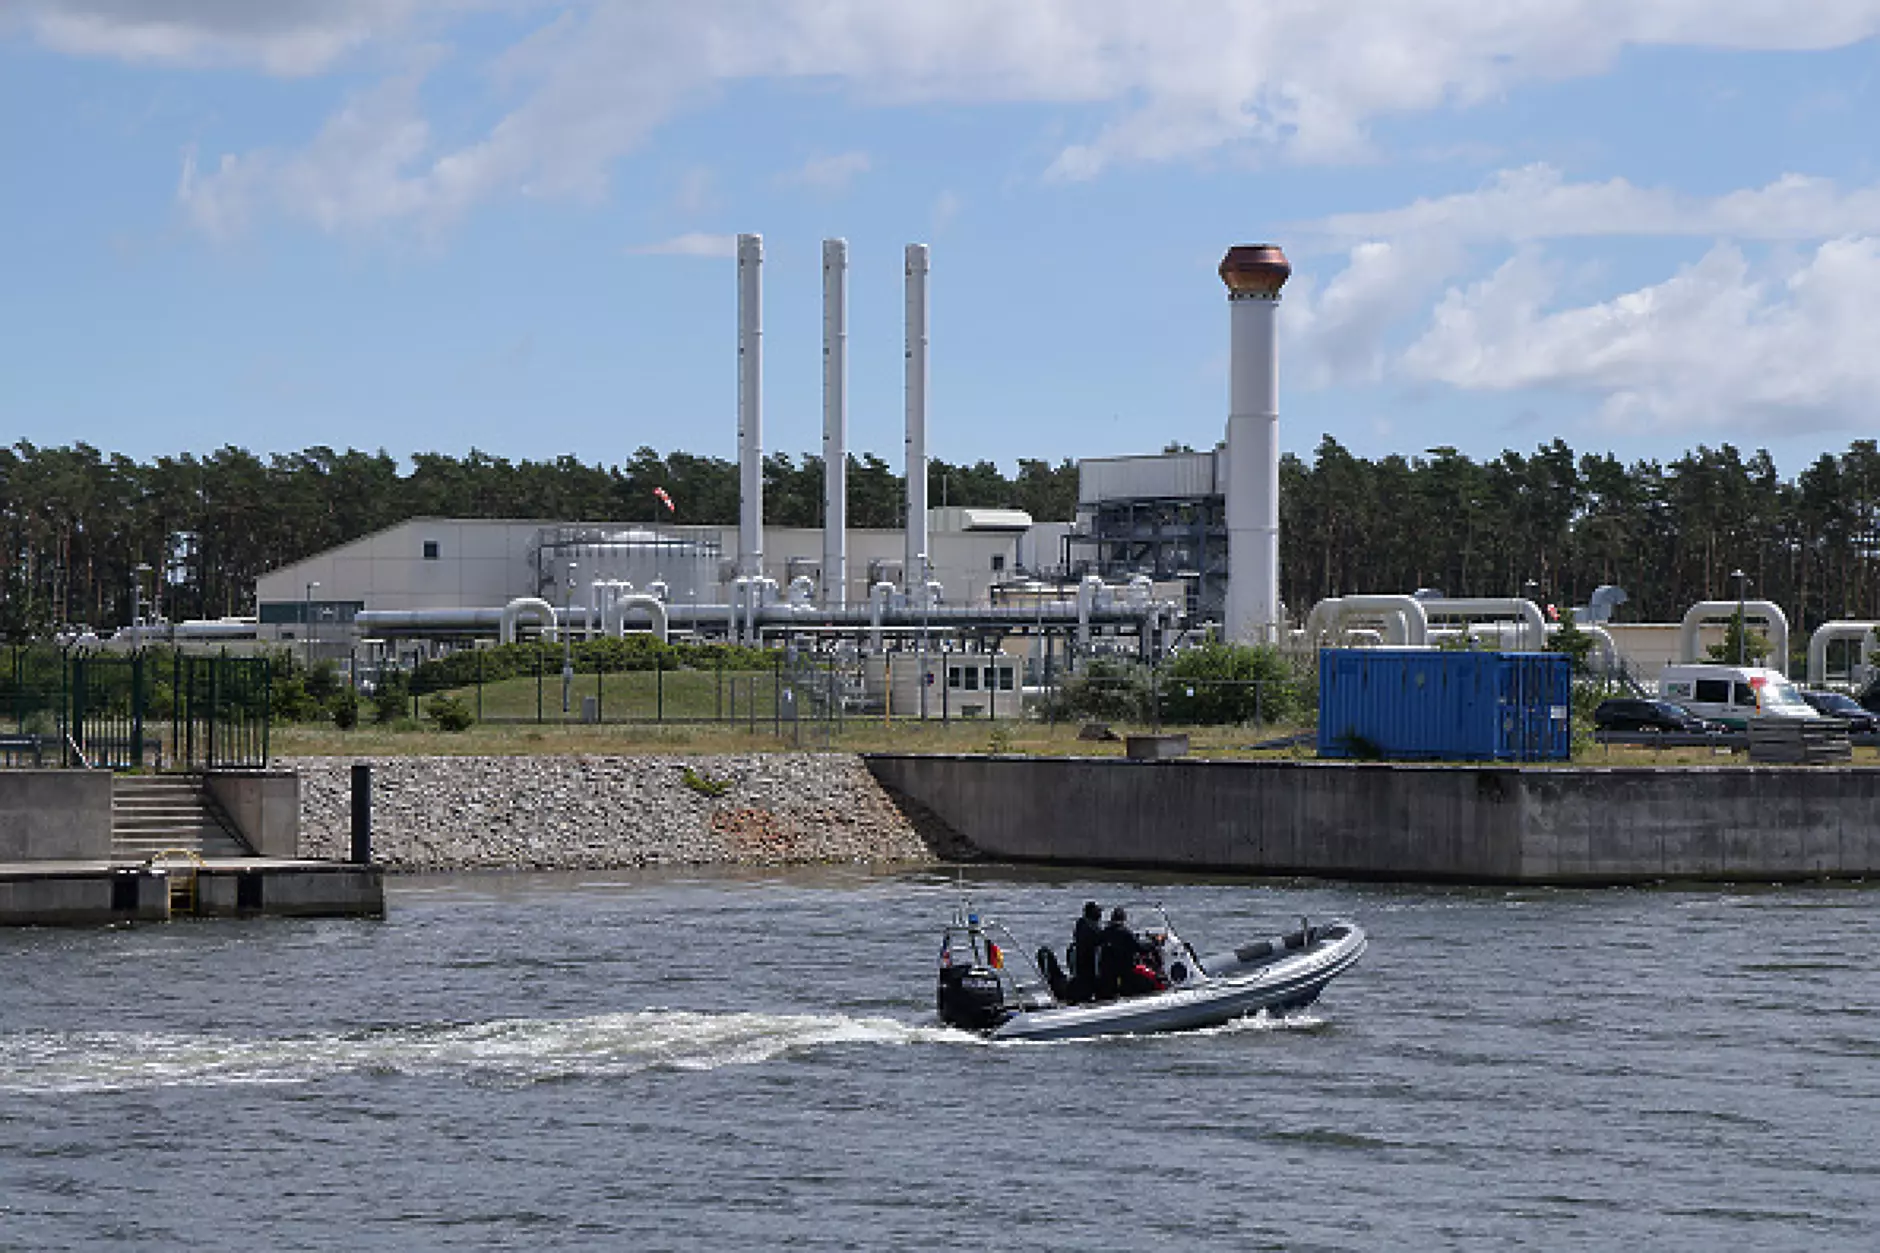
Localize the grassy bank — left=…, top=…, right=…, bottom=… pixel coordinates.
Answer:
left=269, top=719, right=1878, bottom=767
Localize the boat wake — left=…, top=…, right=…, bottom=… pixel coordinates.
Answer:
left=0, top=1010, right=971, bottom=1095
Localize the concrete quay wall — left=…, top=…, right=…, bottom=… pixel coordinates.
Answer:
left=865, top=755, right=1880, bottom=884
left=0, top=866, right=169, bottom=925
left=0, top=771, right=111, bottom=861
left=206, top=771, right=301, bottom=857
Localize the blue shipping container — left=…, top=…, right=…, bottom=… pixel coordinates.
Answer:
left=1317, top=649, right=1572, bottom=762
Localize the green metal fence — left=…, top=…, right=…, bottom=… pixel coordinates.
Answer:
left=0, top=646, right=271, bottom=770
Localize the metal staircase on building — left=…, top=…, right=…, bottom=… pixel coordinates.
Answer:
left=111, top=775, right=253, bottom=861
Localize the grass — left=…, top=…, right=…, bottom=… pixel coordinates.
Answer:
left=421, top=669, right=788, bottom=723
left=269, top=713, right=1880, bottom=767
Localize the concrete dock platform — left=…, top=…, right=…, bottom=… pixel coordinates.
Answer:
left=0, top=858, right=385, bottom=926
left=867, top=753, right=1880, bottom=884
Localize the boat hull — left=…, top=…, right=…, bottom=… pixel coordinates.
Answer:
left=985, top=924, right=1366, bottom=1042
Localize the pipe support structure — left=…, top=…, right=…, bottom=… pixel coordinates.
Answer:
left=1806, top=620, right=1879, bottom=686
left=1678, top=600, right=1790, bottom=674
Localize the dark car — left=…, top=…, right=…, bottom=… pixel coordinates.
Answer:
left=1593, top=698, right=1714, bottom=734
left=1798, top=689, right=1880, bottom=734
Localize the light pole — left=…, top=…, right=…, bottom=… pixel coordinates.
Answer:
left=1731, top=569, right=1748, bottom=666
left=304, top=580, right=320, bottom=668
left=131, top=563, right=151, bottom=642
left=562, top=561, right=577, bottom=714
left=1523, top=579, right=1539, bottom=650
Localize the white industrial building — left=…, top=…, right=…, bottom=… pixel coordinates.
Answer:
left=254, top=510, right=1055, bottom=641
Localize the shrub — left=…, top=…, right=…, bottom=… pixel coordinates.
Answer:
left=680, top=765, right=731, bottom=797
left=1047, top=658, right=1151, bottom=722
left=425, top=693, right=475, bottom=732
left=305, top=660, right=343, bottom=703
left=1156, top=642, right=1306, bottom=725
left=331, top=688, right=360, bottom=730
left=271, top=674, right=317, bottom=723
left=372, top=671, right=411, bottom=725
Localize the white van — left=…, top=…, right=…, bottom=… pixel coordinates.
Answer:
left=1659, top=664, right=1821, bottom=729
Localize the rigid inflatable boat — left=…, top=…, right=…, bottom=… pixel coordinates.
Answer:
left=935, top=904, right=1366, bottom=1042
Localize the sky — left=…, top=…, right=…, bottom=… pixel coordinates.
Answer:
left=3, top=1, right=1879, bottom=478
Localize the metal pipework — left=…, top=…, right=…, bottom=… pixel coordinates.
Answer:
left=1807, top=620, right=1880, bottom=685
left=1302, top=595, right=1430, bottom=647
left=498, top=597, right=557, bottom=645
left=869, top=580, right=897, bottom=652
left=1420, top=598, right=1548, bottom=651
left=904, top=243, right=930, bottom=595
left=1678, top=600, right=1790, bottom=674
left=737, top=233, right=764, bottom=579
left=823, top=238, right=849, bottom=608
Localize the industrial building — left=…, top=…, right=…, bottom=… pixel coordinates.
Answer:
left=254, top=511, right=1053, bottom=641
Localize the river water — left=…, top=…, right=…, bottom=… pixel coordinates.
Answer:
left=2, top=868, right=1875, bottom=1251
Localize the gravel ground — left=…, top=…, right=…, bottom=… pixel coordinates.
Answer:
left=279, top=754, right=943, bottom=871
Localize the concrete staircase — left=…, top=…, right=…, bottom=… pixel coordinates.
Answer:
left=111, top=775, right=253, bottom=861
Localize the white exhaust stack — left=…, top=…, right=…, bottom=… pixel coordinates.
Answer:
left=1220, top=244, right=1291, bottom=644
left=822, top=238, right=848, bottom=607
left=904, top=242, right=930, bottom=596
left=736, top=232, right=764, bottom=578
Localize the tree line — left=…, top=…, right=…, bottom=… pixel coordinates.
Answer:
left=0, top=442, right=1077, bottom=638
left=5, top=434, right=1879, bottom=642
left=1278, top=436, right=1880, bottom=631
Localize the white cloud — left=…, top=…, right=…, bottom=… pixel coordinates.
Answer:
left=1282, top=165, right=1880, bottom=435
left=629, top=232, right=736, bottom=258
left=1312, top=165, right=1880, bottom=244
left=1399, top=239, right=1880, bottom=434
left=16, top=0, right=439, bottom=76
left=177, top=61, right=439, bottom=236
left=51, top=0, right=1877, bottom=232
left=1285, top=238, right=1465, bottom=385
left=780, top=150, right=871, bottom=193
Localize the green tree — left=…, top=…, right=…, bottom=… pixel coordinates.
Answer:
left=1706, top=609, right=1771, bottom=666
left=1545, top=608, right=1596, bottom=676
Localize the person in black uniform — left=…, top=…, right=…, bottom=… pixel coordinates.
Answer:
left=1095, top=906, right=1150, bottom=1000
left=1066, top=900, right=1104, bottom=1003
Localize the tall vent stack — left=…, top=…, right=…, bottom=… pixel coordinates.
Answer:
left=1220, top=244, right=1290, bottom=644
left=822, top=239, right=849, bottom=607
left=736, top=233, right=764, bottom=578
left=904, top=243, right=930, bottom=595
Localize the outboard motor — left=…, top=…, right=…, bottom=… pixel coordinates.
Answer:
left=935, top=924, right=1012, bottom=1032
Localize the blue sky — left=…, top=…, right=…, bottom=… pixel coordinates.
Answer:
left=3, top=2, right=1879, bottom=477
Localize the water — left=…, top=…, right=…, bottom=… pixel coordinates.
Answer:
left=2, top=869, right=1876, bottom=1251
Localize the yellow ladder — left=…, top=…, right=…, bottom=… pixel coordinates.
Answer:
left=145, top=849, right=206, bottom=916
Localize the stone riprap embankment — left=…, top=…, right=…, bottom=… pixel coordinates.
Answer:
left=281, top=754, right=943, bottom=872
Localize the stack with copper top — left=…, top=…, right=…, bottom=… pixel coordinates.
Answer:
left=1219, top=244, right=1291, bottom=298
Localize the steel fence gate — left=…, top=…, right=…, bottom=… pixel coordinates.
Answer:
left=1, top=647, right=271, bottom=771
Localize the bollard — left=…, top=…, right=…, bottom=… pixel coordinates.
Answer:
left=350, top=762, right=372, bottom=864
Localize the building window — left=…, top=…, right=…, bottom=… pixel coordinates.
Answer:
left=990, top=553, right=1005, bottom=572
left=422, top=539, right=440, bottom=561
left=998, top=666, right=1015, bottom=692
left=947, top=667, right=962, bottom=689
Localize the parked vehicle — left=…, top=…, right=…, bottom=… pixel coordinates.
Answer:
left=1592, top=698, right=1715, bottom=734
left=1798, top=689, right=1880, bottom=735
left=1658, top=664, right=1821, bottom=730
